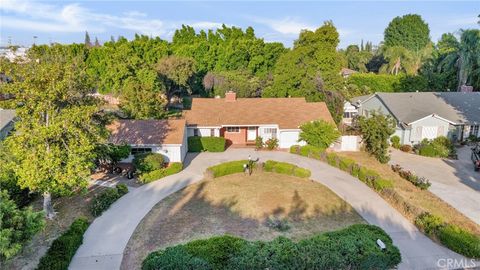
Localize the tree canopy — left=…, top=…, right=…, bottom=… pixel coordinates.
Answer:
left=384, top=14, right=431, bottom=51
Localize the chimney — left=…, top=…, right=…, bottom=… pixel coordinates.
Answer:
left=225, top=91, right=236, bottom=102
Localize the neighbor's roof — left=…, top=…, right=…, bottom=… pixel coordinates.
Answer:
left=184, top=97, right=335, bottom=129
left=350, top=94, right=373, bottom=105
left=367, top=92, right=480, bottom=124
left=107, top=119, right=185, bottom=145
left=0, top=109, right=15, bottom=130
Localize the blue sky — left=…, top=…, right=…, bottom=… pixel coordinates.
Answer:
left=0, top=1, right=478, bottom=48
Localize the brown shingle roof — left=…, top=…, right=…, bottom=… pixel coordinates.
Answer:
left=107, top=119, right=185, bottom=145
left=184, top=98, right=334, bottom=129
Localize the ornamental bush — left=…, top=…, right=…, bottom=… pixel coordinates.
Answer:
left=188, top=136, right=226, bottom=152
left=142, top=224, right=402, bottom=270
left=37, top=218, right=89, bottom=270
left=265, top=138, right=279, bottom=150
left=416, top=137, right=452, bottom=158
left=263, top=160, right=311, bottom=178
left=133, top=153, right=164, bottom=173
left=90, top=184, right=129, bottom=217
left=139, top=163, right=183, bottom=183
left=207, top=160, right=248, bottom=178
left=390, top=135, right=401, bottom=149
left=299, top=120, right=340, bottom=149
left=399, top=144, right=412, bottom=152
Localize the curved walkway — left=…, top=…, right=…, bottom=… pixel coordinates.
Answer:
left=70, top=149, right=470, bottom=270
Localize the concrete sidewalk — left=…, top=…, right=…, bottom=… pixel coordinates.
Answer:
left=70, top=149, right=473, bottom=270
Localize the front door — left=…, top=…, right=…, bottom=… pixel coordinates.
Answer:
left=247, top=127, right=257, bottom=141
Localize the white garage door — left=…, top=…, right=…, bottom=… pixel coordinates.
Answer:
left=422, top=126, right=438, bottom=140
left=279, top=131, right=300, bottom=148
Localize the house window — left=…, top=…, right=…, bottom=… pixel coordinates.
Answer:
left=194, top=128, right=199, bottom=136
left=226, top=127, right=240, bottom=133
left=131, top=148, right=152, bottom=155
left=264, top=128, right=277, bottom=139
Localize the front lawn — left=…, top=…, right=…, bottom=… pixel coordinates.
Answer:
left=122, top=172, right=365, bottom=269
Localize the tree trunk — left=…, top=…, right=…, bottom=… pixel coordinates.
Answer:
left=43, top=192, right=56, bottom=219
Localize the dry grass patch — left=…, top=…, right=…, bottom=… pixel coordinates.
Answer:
left=122, top=172, right=364, bottom=270
left=337, top=151, right=480, bottom=235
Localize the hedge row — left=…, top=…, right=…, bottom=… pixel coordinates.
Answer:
left=263, top=160, right=311, bottom=178
left=90, top=184, right=129, bottom=217
left=207, top=160, right=248, bottom=178
left=133, top=153, right=165, bottom=173
left=290, top=145, right=393, bottom=191
left=142, top=224, right=402, bottom=270
left=415, top=213, right=480, bottom=258
left=139, top=163, right=183, bottom=183
left=188, top=136, right=226, bottom=152
left=36, top=218, right=90, bottom=270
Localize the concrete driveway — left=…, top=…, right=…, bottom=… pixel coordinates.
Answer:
left=389, top=147, right=480, bottom=225
left=70, top=149, right=473, bottom=270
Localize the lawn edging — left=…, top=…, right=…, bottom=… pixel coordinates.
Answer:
left=290, top=144, right=480, bottom=259
left=142, top=224, right=401, bottom=270
left=36, top=217, right=90, bottom=270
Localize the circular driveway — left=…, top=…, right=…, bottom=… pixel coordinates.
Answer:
left=70, top=149, right=469, bottom=270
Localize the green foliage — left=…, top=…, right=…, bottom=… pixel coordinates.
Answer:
left=263, top=160, right=311, bottom=178
left=2, top=49, right=107, bottom=218
left=357, top=112, right=396, bottom=163
left=184, top=235, right=247, bottom=269
left=95, top=143, right=131, bottom=165
left=390, top=136, right=401, bottom=149
left=264, top=138, right=279, bottom=150
left=415, top=213, right=480, bottom=258
left=188, top=136, right=226, bottom=152
left=299, top=120, right=340, bottom=149
left=207, top=160, right=248, bottom=178
left=142, top=224, right=402, bottom=270
left=139, top=163, right=183, bottom=183
left=133, top=153, right=165, bottom=173
left=156, top=56, right=197, bottom=106
left=0, top=191, right=45, bottom=260
left=416, top=136, right=452, bottom=158
left=384, top=14, right=430, bottom=51
left=347, top=73, right=400, bottom=93
left=438, top=224, right=480, bottom=259
left=90, top=185, right=129, bottom=217
left=255, top=136, right=263, bottom=150
left=37, top=217, right=89, bottom=270
left=203, top=70, right=262, bottom=98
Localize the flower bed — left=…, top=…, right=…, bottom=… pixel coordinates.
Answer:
left=391, top=164, right=431, bottom=190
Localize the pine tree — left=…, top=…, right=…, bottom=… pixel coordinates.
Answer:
left=94, top=37, right=100, bottom=47
left=360, top=39, right=364, bottom=51
left=84, top=31, right=92, bottom=47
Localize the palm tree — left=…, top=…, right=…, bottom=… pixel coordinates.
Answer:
left=379, top=46, right=412, bottom=75
left=440, top=29, right=480, bottom=91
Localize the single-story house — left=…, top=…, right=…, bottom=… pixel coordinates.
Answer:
left=0, top=109, right=15, bottom=140
left=107, top=119, right=187, bottom=163
left=184, top=91, right=335, bottom=148
left=347, top=92, right=480, bottom=145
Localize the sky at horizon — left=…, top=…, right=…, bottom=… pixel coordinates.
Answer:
left=0, top=0, right=478, bottom=49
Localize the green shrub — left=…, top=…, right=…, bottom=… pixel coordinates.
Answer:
left=184, top=235, right=247, bottom=269
left=417, top=137, right=451, bottom=158
left=142, top=246, right=211, bottom=270
left=415, top=212, right=444, bottom=236
left=142, top=224, right=402, bottom=270
left=265, top=138, right=279, bottom=150
left=290, top=145, right=300, bottom=154
left=297, top=145, right=325, bottom=158
left=139, top=162, right=183, bottom=183
left=90, top=185, right=129, bottom=217
left=390, top=136, right=401, bottom=149
left=264, top=160, right=311, bottom=178
left=338, top=157, right=355, bottom=173
left=438, top=224, right=480, bottom=258
left=208, top=160, right=248, bottom=178
left=293, top=167, right=311, bottom=178
left=37, top=218, right=90, bottom=270
left=299, top=120, right=340, bottom=149
left=133, top=153, right=164, bottom=173
left=326, top=152, right=338, bottom=167
left=188, top=136, right=226, bottom=152
left=255, top=137, right=264, bottom=150
left=373, top=178, right=393, bottom=191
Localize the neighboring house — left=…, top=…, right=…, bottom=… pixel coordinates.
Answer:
left=107, top=119, right=187, bottom=163
left=184, top=91, right=335, bottom=148
left=0, top=109, right=16, bottom=140
left=340, top=68, right=358, bottom=78
left=350, top=92, right=480, bottom=145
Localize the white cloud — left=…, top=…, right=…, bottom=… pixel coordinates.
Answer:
left=0, top=0, right=223, bottom=38
left=252, top=17, right=315, bottom=35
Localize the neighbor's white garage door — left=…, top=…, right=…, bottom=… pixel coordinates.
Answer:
left=421, top=126, right=438, bottom=140
left=279, top=131, right=300, bottom=148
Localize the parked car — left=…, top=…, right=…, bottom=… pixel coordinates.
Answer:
left=472, top=144, right=480, bottom=171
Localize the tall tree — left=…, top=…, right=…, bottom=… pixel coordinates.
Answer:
left=155, top=56, right=196, bottom=108
left=94, top=37, right=100, bottom=47
left=84, top=31, right=92, bottom=48
left=384, top=14, right=431, bottom=51
left=3, top=55, right=106, bottom=219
